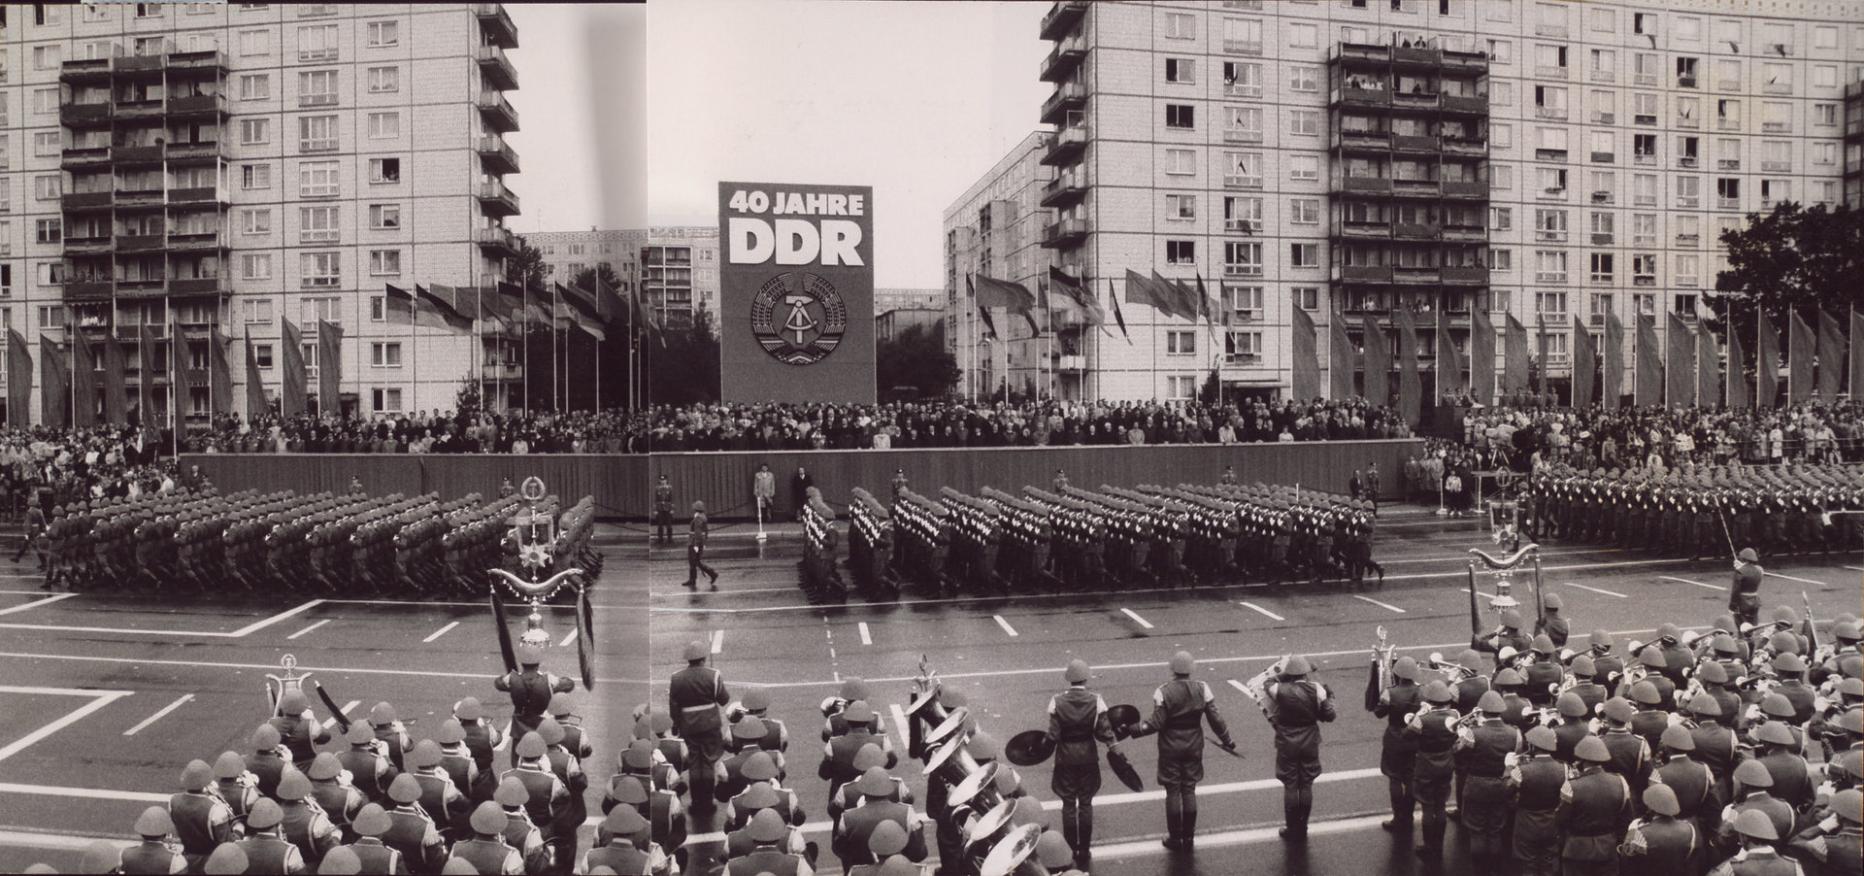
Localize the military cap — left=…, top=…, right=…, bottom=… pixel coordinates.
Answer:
left=679, top=640, right=708, bottom=662
left=994, top=767, right=1022, bottom=796
left=352, top=803, right=391, bottom=837
left=1642, top=783, right=1681, bottom=817
left=1772, top=652, right=1807, bottom=674
left=748, top=808, right=788, bottom=843
left=1520, top=732, right=1554, bottom=759
left=843, top=700, right=875, bottom=726
left=1696, top=661, right=1729, bottom=684
left=1531, top=634, right=1556, bottom=655
left=369, top=702, right=398, bottom=726
left=251, top=723, right=282, bottom=750
left=134, top=805, right=173, bottom=837
left=455, top=697, right=485, bottom=721
left=1542, top=593, right=1563, bottom=611
left=318, top=846, right=362, bottom=875
left=733, top=716, right=768, bottom=743
left=1064, top=659, right=1090, bottom=684
left=1455, top=649, right=1483, bottom=673
left=1772, top=606, right=1799, bottom=626
left=277, top=690, right=309, bottom=715
left=276, top=769, right=312, bottom=801
left=1500, top=609, right=1524, bottom=629
left=1629, top=680, right=1663, bottom=705
left=537, top=716, right=566, bottom=747
left=1686, top=693, right=1722, bottom=718
left=647, top=712, right=674, bottom=735
left=742, top=750, right=779, bottom=782
left=441, top=859, right=480, bottom=876
left=1423, top=681, right=1454, bottom=704
left=1602, top=697, right=1635, bottom=723
left=853, top=743, right=887, bottom=772
left=1639, top=649, right=1667, bottom=670
left=1169, top=651, right=1197, bottom=674
left=469, top=801, right=508, bottom=835
left=549, top=692, right=575, bottom=717
left=735, top=781, right=778, bottom=812
left=344, top=722, right=375, bottom=746
left=308, top=752, right=342, bottom=781
left=388, top=773, right=423, bottom=804
left=1282, top=655, right=1312, bottom=677
left=1659, top=723, right=1695, bottom=753
left=609, top=776, right=649, bottom=807
left=1391, top=656, right=1420, bottom=681
left=1769, top=631, right=1801, bottom=656
left=969, top=732, right=1001, bottom=761
left=1842, top=708, right=1864, bottom=735
left=202, top=844, right=249, bottom=876
left=1835, top=621, right=1862, bottom=644
left=1738, top=548, right=1758, bottom=562
left=877, top=855, right=919, bottom=875
left=621, top=740, right=654, bottom=772
left=1755, top=720, right=1797, bottom=747
left=1589, top=630, right=1615, bottom=651
left=212, top=751, right=247, bottom=780
left=436, top=718, right=466, bottom=745
left=180, top=759, right=214, bottom=791
left=1833, top=788, right=1863, bottom=825
left=856, top=766, right=895, bottom=798
left=246, top=798, right=284, bottom=830
left=1494, top=667, right=1525, bottom=686
left=1711, top=634, right=1740, bottom=656
left=1570, top=655, right=1597, bottom=678
left=1557, top=692, right=1590, bottom=718
left=515, top=732, right=547, bottom=759
left=1733, top=758, right=1774, bottom=789
left=743, top=688, right=772, bottom=711
left=1760, top=693, right=1795, bottom=719
left=1498, top=646, right=1520, bottom=665
left=1657, top=623, right=1681, bottom=641
left=1477, top=690, right=1505, bottom=714
left=840, top=678, right=872, bottom=701
left=1731, top=808, right=1779, bottom=841
left=80, top=840, right=121, bottom=875
left=1575, top=736, right=1611, bottom=763
left=868, top=820, right=909, bottom=857
left=1839, top=679, right=1864, bottom=700
left=494, top=776, right=529, bottom=808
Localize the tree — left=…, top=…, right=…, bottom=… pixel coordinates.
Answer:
left=508, top=238, right=549, bottom=288
left=647, top=306, right=720, bottom=406
left=1197, top=368, right=1222, bottom=405
left=876, top=324, right=960, bottom=401
left=571, top=263, right=625, bottom=298
left=1709, top=202, right=1864, bottom=378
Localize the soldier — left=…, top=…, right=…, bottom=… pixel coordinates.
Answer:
left=443, top=802, right=523, bottom=875
left=1617, top=784, right=1701, bottom=876
left=1220, top=465, right=1238, bottom=487
left=500, top=733, right=568, bottom=866
left=455, top=698, right=502, bottom=784
left=669, top=639, right=730, bottom=815
left=232, top=799, right=305, bottom=876
left=368, top=703, right=413, bottom=776
left=1476, top=609, right=1534, bottom=668
left=1406, top=680, right=1461, bottom=861
left=1268, top=655, right=1337, bottom=842
left=731, top=808, right=811, bottom=876
left=494, top=776, right=554, bottom=875
left=268, top=690, right=330, bottom=768
left=1789, top=787, right=1863, bottom=876
left=1561, top=735, right=1634, bottom=876
left=1753, top=721, right=1816, bottom=811
left=247, top=724, right=290, bottom=799
left=1730, top=547, right=1764, bottom=629
left=168, top=759, right=235, bottom=867
left=1456, top=691, right=1521, bottom=869
left=306, top=753, right=365, bottom=840
left=406, top=740, right=470, bottom=841
left=211, top=751, right=261, bottom=832
left=434, top=720, right=488, bottom=807
left=336, top=805, right=406, bottom=876
left=581, top=806, right=662, bottom=876
left=1598, top=697, right=1654, bottom=803
left=119, top=806, right=187, bottom=875
left=754, top=463, right=777, bottom=531
left=337, top=722, right=398, bottom=807
left=1512, top=725, right=1569, bottom=876
left=1538, top=592, right=1572, bottom=650
left=1044, top=658, right=1116, bottom=869
left=1369, top=655, right=1423, bottom=833
left=1365, top=462, right=1382, bottom=517
left=1713, top=808, right=1797, bottom=876
left=381, top=773, right=446, bottom=874
left=685, top=500, right=719, bottom=590
left=832, top=767, right=927, bottom=867
left=889, top=468, right=908, bottom=502
left=1053, top=468, right=1070, bottom=491
left=274, top=769, right=341, bottom=867
left=653, top=475, right=674, bottom=545
left=1649, top=724, right=1718, bottom=828
left=1125, top=650, right=1238, bottom=851
left=494, top=645, right=573, bottom=767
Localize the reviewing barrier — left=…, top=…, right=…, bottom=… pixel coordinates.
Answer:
left=647, top=439, right=1425, bottom=521
left=179, top=454, right=647, bottom=521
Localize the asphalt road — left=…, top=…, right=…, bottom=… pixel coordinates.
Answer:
left=0, top=524, right=645, bottom=874
left=648, top=505, right=1864, bottom=876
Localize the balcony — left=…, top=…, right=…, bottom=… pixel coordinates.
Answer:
left=1039, top=82, right=1087, bottom=125
left=484, top=361, right=524, bottom=380
left=60, top=146, right=112, bottom=170
left=1591, top=69, right=1617, bottom=84
left=299, top=92, right=338, bottom=109
left=1678, top=76, right=1698, bottom=90
left=477, top=91, right=520, bottom=133
left=1441, top=94, right=1488, bottom=115
left=1393, top=222, right=1441, bottom=240
left=1441, top=136, right=1487, bottom=156
left=1534, top=147, right=1569, bottom=163
left=1391, top=134, right=1440, bottom=155
left=1223, top=127, right=1263, bottom=144
left=476, top=181, right=521, bottom=216
left=1591, top=151, right=1615, bottom=164
left=1339, top=176, right=1393, bottom=194
left=1225, top=39, right=1264, bottom=55
left=1393, top=46, right=1440, bottom=66
left=1717, top=158, right=1740, bottom=171
left=1040, top=217, right=1089, bottom=249
left=299, top=47, right=339, bottom=64
left=1039, top=1, right=1089, bottom=41
left=1759, top=159, right=1791, bottom=173
left=166, top=141, right=226, bottom=164
left=1441, top=266, right=1487, bottom=285
left=167, top=50, right=227, bottom=74
left=1533, top=105, right=1568, bottom=121
left=1055, top=354, right=1087, bottom=372
left=114, top=99, right=166, bottom=122
left=114, top=144, right=165, bottom=166
left=168, top=275, right=231, bottom=297
left=1641, top=113, right=1664, bottom=127
left=116, top=234, right=166, bottom=254
left=166, top=93, right=227, bottom=119
left=1333, top=43, right=1390, bottom=66
left=62, top=235, right=113, bottom=256
left=1041, top=125, right=1088, bottom=166
left=1393, top=266, right=1439, bottom=284
left=1591, top=190, right=1615, bottom=204
left=1224, top=218, right=1259, bottom=234
left=1678, top=156, right=1698, bottom=168
left=1039, top=39, right=1087, bottom=83
left=476, top=226, right=518, bottom=256
left=476, top=45, right=518, bottom=91
left=1224, top=173, right=1262, bottom=189
left=63, top=191, right=114, bottom=212
left=1393, top=90, right=1441, bottom=110
left=475, top=3, right=519, bottom=49
left=115, top=188, right=166, bottom=209
left=1333, top=265, right=1392, bottom=284
left=1441, top=223, right=1486, bottom=241
left=1333, top=129, right=1391, bottom=153
left=1717, top=197, right=1739, bottom=210
left=1222, top=264, right=1264, bottom=278
left=60, top=56, right=116, bottom=84
left=1676, top=233, right=1699, bottom=246
left=166, top=231, right=226, bottom=253
left=60, top=102, right=114, bottom=128
left=114, top=53, right=168, bottom=77
left=1442, top=180, right=1489, bottom=198
left=1391, top=178, right=1442, bottom=197
left=1333, top=85, right=1391, bottom=108
left=1333, top=219, right=1390, bottom=239
left=476, top=135, right=521, bottom=174
left=167, top=186, right=228, bottom=207
left=1040, top=174, right=1088, bottom=209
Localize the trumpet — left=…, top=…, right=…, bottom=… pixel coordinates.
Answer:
left=1427, top=651, right=1477, bottom=683
left=1373, top=626, right=1397, bottom=692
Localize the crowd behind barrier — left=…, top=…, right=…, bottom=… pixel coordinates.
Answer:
left=190, top=409, right=645, bottom=454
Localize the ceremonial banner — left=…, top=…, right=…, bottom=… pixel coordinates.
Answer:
left=1635, top=314, right=1662, bottom=406
left=1153, top=271, right=1199, bottom=323
left=1816, top=308, right=1844, bottom=401
left=6, top=328, right=32, bottom=426
left=1503, top=312, right=1529, bottom=393
left=1665, top=310, right=1695, bottom=408
left=1726, top=322, right=1749, bottom=408
left=244, top=332, right=267, bottom=420
left=1470, top=306, right=1495, bottom=405
left=1570, top=315, right=1595, bottom=408
left=1787, top=309, right=1813, bottom=404
left=71, top=332, right=96, bottom=427
left=40, top=334, right=68, bottom=428
left=1603, top=312, right=1624, bottom=410
left=316, top=320, right=342, bottom=415
left=139, top=325, right=160, bottom=426
left=1435, top=306, right=1463, bottom=398
left=1291, top=304, right=1319, bottom=401
left=1698, top=330, right=1721, bottom=409
left=1048, top=267, right=1104, bottom=326
left=719, top=181, right=875, bottom=403
left=103, top=335, right=127, bottom=425
left=1361, top=312, right=1390, bottom=406
left=1756, top=312, right=1779, bottom=409
left=280, top=317, right=307, bottom=417
left=210, top=327, right=233, bottom=416
left=1395, top=307, right=1421, bottom=426
left=1106, top=279, right=1130, bottom=343
left=1329, top=309, right=1357, bottom=400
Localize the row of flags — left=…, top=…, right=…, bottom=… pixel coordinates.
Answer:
left=962, top=270, right=1863, bottom=416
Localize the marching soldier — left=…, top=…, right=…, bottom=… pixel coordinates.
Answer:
left=337, top=722, right=398, bottom=807
left=1617, top=784, right=1701, bottom=876
left=1562, top=735, right=1635, bottom=876
left=1730, top=548, right=1764, bottom=629
left=685, top=501, right=719, bottom=590
left=444, top=802, right=524, bottom=875
left=120, top=806, right=187, bottom=876
left=1267, top=655, right=1337, bottom=842
left=1789, top=787, right=1863, bottom=876
left=1456, top=691, right=1521, bottom=869
left=268, top=690, right=330, bottom=767
left=1599, top=697, right=1654, bottom=803
left=1369, top=655, right=1423, bottom=833
left=231, top=799, right=305, bottom=876
left=1477, top=609, right=1534, bottom=667
left=1406, top=680, right=1461, bottom=861
left=669, top=639, right=730, bottom=816
left=494, top=645, right=574, bottom=767
left=1538, top=592, right=1572, bottom=650
left=654, top=475, right=675, bottom=546
left=1126, top=650, right=1238, bottom=851
left=1512, top=725, right=1569, bottom=876
left=306, top=753, right=366, bottom=840
left=1713, top=809, right=1798, bottom=876
left=1044, top=658, right=1116, bottom=869
left=889, top=468, right=908, bottom=501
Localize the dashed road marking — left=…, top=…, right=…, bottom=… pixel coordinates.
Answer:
left=422, top=621, right=460, bottom=643
left=1120, top=608, right=1154, bottom=630
left=858, top=622, right=872, bottom=646
left=888, top=703, right=909, bottom=749
left=286, top=619, right=331, bottom=640
left=0, top=688, right=134, bottom=763
left=1844, top=566, right=1864, bottom=573
left=321, top=700, right=360, bottom=731
left=1764, top=571, right=1829, bottom=588
left=558, top=628, right=578, bottom=647
left=0, top=598, right=325, bottom=638
left=994, top=615, right=1019, bottom=637
left=1564, top=582, right=1628, bottom=598
left=711, top=629, right=724, bottom=654
left=1226, top=679, right=1252, bottom=696
left=1659, top=575, right=1724, bottom=591
left=1238, top=601, right=1284, bottom=622
left=123, top=694, right=193, bottom=736
left=0, top=592, right=77, bottom=616
left=1352, top=594, right=1407, bottom=614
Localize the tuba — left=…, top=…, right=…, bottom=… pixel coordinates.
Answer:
left=1373, top=625, right=1397, bottom=693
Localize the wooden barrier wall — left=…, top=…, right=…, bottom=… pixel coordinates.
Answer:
left=179, top=454, right=647, bottom=520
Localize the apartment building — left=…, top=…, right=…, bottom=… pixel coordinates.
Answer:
left=0, top=2, right=522, bottom=423
left=637, top=226, right=717, bottom=331
left=942, top=130, right=1056, bottom=400
left=523, top=226, right=642, bottom=301
left=949, top=0, right=1864, bottom=403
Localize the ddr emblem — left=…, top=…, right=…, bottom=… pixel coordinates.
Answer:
left=750, top=271, right=847, bottom=366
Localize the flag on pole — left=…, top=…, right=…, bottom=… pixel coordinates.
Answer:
left=1756, top=309, right=1780, bottom=409
left=1787, top=309, right=1813, bottom=404
left=1503, top=312, right=1530, bottom=393
left=1571, top=315, right=1595, bottom=408
left=1394, top=306, right=1421, bottom=426
left=1697, top=329, right=1721, bottom=408
left=137, top=325, right=159, bottom=427
left=6, top=328, right=32, bottom=426
left=1047, top=267, right=1105, bottom=326
left=279, top=317, right=307, bottom=417
left=1470, top=305, right=1495, bottom=405
left=1434, top=305, right=1463, bottom=399
left=316, top=320, right=342, bottom=415
left=1329, top=307, right=1357, bottom=400
left=1193, top=273, right=1218, bottom=341
left=1106, top=278, right=1131, bottom=344
left=244, top=330, right=266, bottom=420
left=169, top=326, right=187, bottom=430
left=966, top=275, right=999, bottom=340
left=973, top=274, right=1041, bottom=334
left=1726, top=318, right=1750, bottom=408
left=1361, top=311, right=1390, bottom=407
left=1635, top=314, right=1663, bottom=406
left=103, top=334, right=127, bottom=425
left=71, top=332, right=96, bottom=427
left=1122, top=269, right=1176, bottom=319
left=421, top=283, right=476, bottom=331
left=1815, top=308, right=1844, bottom=401
left=40, top=334, right=68, bottom=428
left=1665, top=310, right=1695, bottom=408
left=1290, top=304, right=1319, bottom=401
left=210, top=326, right=233, bottom=417
left=1603, top=312, right=1625, bottom=410
left=1151, top=271, right=1198, bottom=322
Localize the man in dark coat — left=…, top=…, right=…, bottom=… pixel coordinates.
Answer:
left=1267, top=655, right=1337, bottom=842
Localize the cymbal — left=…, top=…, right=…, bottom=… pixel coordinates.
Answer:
left=1004, top=729, right=1054, bottom=767
left=1107, top=704, right=1141, bottom=739
left=1107, top=745, right=1143, bottom=792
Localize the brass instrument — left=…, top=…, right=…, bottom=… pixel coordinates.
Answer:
left=1374, top=625, right=1396, bottom=692
left=1426, top=651, right=1478, bottom=683
left=1238, top=657, right=1287, bottom=721
left=907, top=656, right=1051, bottom=873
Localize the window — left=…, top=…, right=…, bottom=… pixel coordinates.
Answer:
left=1536, top=43, right=1568, bottom=71
left=1716, top=177, right=1740, bottom=208
left=1224, top=241, right=1262, bottom=276
left=1286, top=65, right=1318, bottom=93
left=1489, top=248, right=1512, bottom=272
left=1675, top=175, right=1700, bottom=206
left=1633, top=12, right=1655, bottom=35
left=32, top=45, right=61, bottom=71
left=367, top=112, right=400, bottom=139
left=1224, top=196, right=1262, bottom=231
left=1535, top=250, right=1569, bottom=283
left=1290, top=243, right=1319, bottom=267
left=1491, top=207, right=1513, bottom=231
left=1288, top=22, right=1316, bottom=49
left=299, top=70, right=337, bottom=107
left=299, top=115, right=337, bottom=152
left=1486, top=38, right=1513, bottom=65
left=299, top=161, right=338, bottom=198
left=1167, top=331, right=1197, bottom=355
left=365, top=20, right=400, bottom=47
left=1289, top=155, right=1319, bottom=181
left=1223, top=61, right=1263, bottom=97
left=221, top=167, right=272, bottom=203
left=240, top=208, right=271, bottom=235
left=136, top=3, right=163, bottom=18
left=1535, top=291, right=1568, bottom=315
left=34, top=219, right=60, bottom=245
left=1289, top=110, right=1319, bottom=136
left=239, top=118, right=270, bottom=145
left=241, top=298, right=274, bottom=325
left=1717, top=98, right=1741, bottom=129
left=301, top=253, right=340, bottom=288
left=1164, top=148, right=1195, bottom=176
left=1589, top=211, right=1615, bottom=241
left=369, top=204, right=401, bottom=230
left=1814, top=104, right=1837, bottom=127
left=1165, top=104, right=1195, bottom=129
left=1224, top=333, right=1262, bottom=366
left=371, top=388, right=404, bottom=413
left=1166, top=193, right=1197, bottom=221
left=34, top=175, right=60, bottom=200
left=31, top=132, right=58, bottom=157
left=1814, top=141, right=1837, bottom=166
left=1165, top=58, right=1195, bottom=84
left=1814, top=26, right=1839, bottom=51
left=31, top=87, right=57, bottom=116
left=1166, top=376, right=1198, bottom=400
left=369, top=250, right=401, bottom=277
left=1536, top=166, right=1568, bottom=194
left=299, top=24, right=339, bottom=61
left=368, top=158, right=401, bottom=184
left=1589, top=253, right=1614, bottom=282
left=1225, top=106, right=1262, bottom=139
left=1225, top=151, right=1261, bottom=188
left=1289, top=198, right=1319, bottom=225
left=1292, top=287, right=1319, bottom=311
left=300, top=206, right=338, bottom=243
left=370, top=342, right=403, bottom=367
left=1759, top=178, right=1790, bottom=206
left=239, top=30, right=270, bottom=56
left=367, top=66, right=400, bottom=94
left=1534, top=208, right=1568, bottom=241
left=1166, top=240, right=1196, bottom=265
left=1163, top=12, right=1195, bottom=39
left=1761, top=101, right=1790, bottom=132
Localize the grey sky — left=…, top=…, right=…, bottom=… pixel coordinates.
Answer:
left=647, top=0, right=1051, bottom=287
left=505, top=3, right=647, bottom=234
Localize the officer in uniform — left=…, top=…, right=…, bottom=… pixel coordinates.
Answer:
left=889, top=468, right=908, bottom=501
left=168, top=759, right=235, bottom=868
left=685, top=501, right=719, bottom=590
left=119, top=806, right=187, bottom=875
left=444, top=802, right=524, bottom=875
left=1457, top=691, right=1522, bottom=869
left=1730, top=548, right=1764, bottom=629
left=654, top=475, right=675, bottom=545
left=494, top=645, right=574, bottom=767
left=232, top=799, right=305, bottom=876
left=1406, top=680, right=1461, bottom=861
left=1368, top=655, right=1423, bottom=832
left=1561, top=735, right=1634, bottom=876
left=669, top=639, right=730, bottom=816
left=1125, top=650, right=1237, bottom=851
left=1538, top=592, right=1572, bottom=650
left=1512, top=726, right=1568, bottom=876
left=1617, top=784, right=1700, bottom=876
left=1044, top=658, right=1116, bottom=869
left=1267, top=655, right=1336, bottom=842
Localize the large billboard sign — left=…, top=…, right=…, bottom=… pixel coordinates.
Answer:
left=718, top=181, right=876, bottom=403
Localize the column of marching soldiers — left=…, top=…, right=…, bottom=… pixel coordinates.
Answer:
left=31, top=486, right=604, bottom=598
left=799, top=467, right=1386, bottom=605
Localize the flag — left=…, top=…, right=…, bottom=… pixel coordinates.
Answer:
left=973, top=274, right=1040, bottom=334
left=384, top=283, right=418, bottom=324
left=1756, top=310, right=1779, bottom=409
left=1533, top=313, right=1547, bottom=394
left=1152, top=271, right=1198, bottom=322
left=1571, top=315, right=1595, bottom=408
left=1816, top=308, right=1844, bottom=401
left=1123, top=269, right=1176, bottom=319
left=1470, top=306, right=1495, bottom=405
left=170, top=329, right=188, bottom=429
left=1291, top=304, right=1319, bottom=401
left=1503, top=313, right=1530, bottom=393
left=1329, top=308, right=1357, bottom=400
left=1395, top=306, right=1421, bottom=426
left=210, top=327, right=233, bottom=415
left=1106, top=278, right=1130, bottom=343
left=1047, top=267, right=1105, bottom=326
left=279, top=317, right=307, bottom=416
left=1851, top=308, right=1864, bottom=401
left=1727, top=319, right=1750, bottom=409
left=138, top=325, right=159, bottom=427
left=1698, top=329, right=1721, bottom=408
left=103, top=334, right=127, bottom=425
left=1361, top=311, right=1390, bottom=406
left=71, top=332, right=96, bottom=427
left=1603, top=312, right=1625, bottom=410
left=40, top=334, right=68, bottom=429
left=421, top=283, right=475, bottom=331
left=316, top=320, right=342, bottom=415
left=1665, top=310, right=1695, bottom=408
left=1434, top=305, right=1463, bottom=399
left=1635, top=314, right=1663, bottom=406
left=6, top=328, right=32, bottom=426
left=1787, top=309, right=1813, bottom=404
left=244, top=331, right=266, bottom=420
left=966, top=276, right=998, bottom=341
left=1193, top=273, right=1218, bottom=340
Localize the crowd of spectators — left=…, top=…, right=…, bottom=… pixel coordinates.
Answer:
left=188, top=408, right=643, bottom=454
left=1459, top=401, right=1863, bottom=473
left=0, top=426, right=180, bottom=516
left=643, top=397, right=1413, bottom=451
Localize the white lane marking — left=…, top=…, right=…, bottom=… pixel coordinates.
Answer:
left=994, top=615, right=1019, bottom=637
left=858, top=622, right=872, bottom=646
left=0, top=599, right=326, bottom=638
left=1227, top=679, right=1251, bottom=696
left=1238, top=601, right=1284, bottom=622
left=123, top=694, right=193, bottom=736
left=286, top=619, right=331, bottom=640
left=1120, top=608, right=1155, bottom=630
left=0, top=690, right=134, bottom=763
left=1844, top=566, right=1864, bottom=573
left=0, top=650, right=573, bottom=683
left=1764, top=571, right=1829, bottom=587
left=888, top=703, right=909, bottom=750
left=0, top=592, right=77, bottom=616
left=1352, top=594, right=1407, bottom=614
left=321, top=700, right=360, bottom=731
left=1564, top=582, right=1629, bottom=598
left=686, top=820, right=836, bottom=844
left=326, top=598, right=588, bottom=610
left=558, top=628, right=579, bottom=647
left=422, top=621, right=460, bottom=643
left=1660, top=575, right=1724, bottom=591
left=711, top=629, right=724, bottom=654
left=1090, top=767, right=1387, bottom=808
left=1095, top=813, right=1389, bottom=860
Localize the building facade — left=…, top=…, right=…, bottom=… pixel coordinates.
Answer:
left=521, top=226, right=642, bottom=303
left=942, top=130, right=1059, bottom=400
left=875, top=305, right=943, bottom=342
left=1, top=2, right=522, bottom=424
left=518, top=225, right=719, bottom=332
left=875, top=286, right=944, bottom=313
left=952, top=0, right=1864, bottom=404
